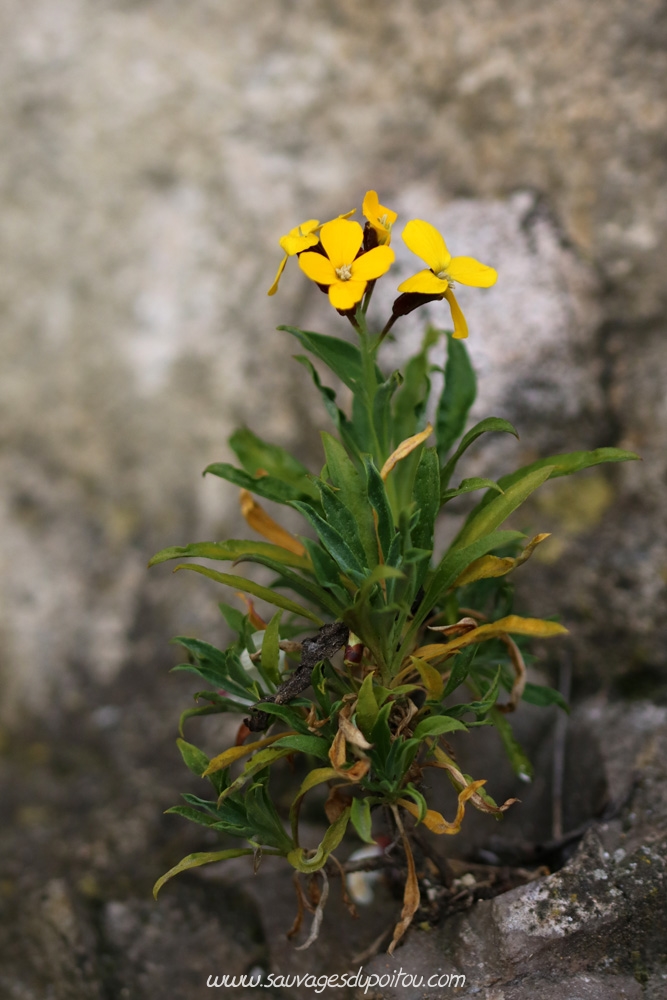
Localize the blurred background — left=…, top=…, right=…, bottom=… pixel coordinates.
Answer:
left=1, top=1, right=666, bottom=996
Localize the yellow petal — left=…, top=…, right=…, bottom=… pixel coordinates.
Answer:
left=319, top=218, right=364, bottom=270
left=298, top=251, right=337, bottom=285
left=397, top=269, right=448, bottom=295
left=329, top=279, right=367, bottom=311
left=447, top=256, right=497, bottom=288
left=380, top=424, right=433, bottom=480
left=280, top=232, right=319, bottom=256
left=289, top=218, right=320, bottom=237
left=362, top=190, right=398, bottom=244
left=351, top=245, right=395, bottom=281
left=402, top=219, right=451, bottom=272
left=267, top=255, right=288, bottom=296
left=362, top=189, right=380, bottom=219
left=239, top=489, right=306, bottom=557
left=444, top=287, right=468, bottom=339
left=326, top=209, right=356, bottom=223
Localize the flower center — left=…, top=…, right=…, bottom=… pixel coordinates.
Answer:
left=379, top=213, right=391, bottom=230
left=436, top=270, right=451, bottom=281
left=335, top=263, right=353, bottom=281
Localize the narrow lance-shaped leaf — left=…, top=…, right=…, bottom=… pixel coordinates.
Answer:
left=435, top=333, right=476, bottom=462
left=440, top=477, right=504, bottom=503
left=153, top=849, right=258, bottom=898
left=413, top=615, right=568, bottom=663
left=472, top=447, right=640, bottom=516
left=280, top=325, right=382, bottom=391
left=440, top=416, right=519, bottom=490
left=287, top=807, right=351, bottom=873
left=172, top=563, right=324, bottom=625
left=204, top=463, right=317, bottom=506
left=229, top=426, right=316, bottom=493
left=451, top=465, right=555, bottom=551
left=149, top=539, right=311, bottom=571
left=320, top=433, right=377, bottom=567
left=350, top=797, right=375, bottom=845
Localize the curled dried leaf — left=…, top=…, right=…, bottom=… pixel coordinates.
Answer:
left=339, top=714, right=373, bottom=750
left=387, top=807, right=420, bottom=954
left=380, top=425, right=433, bottom=481
left=239, top=489, right=307, bottom=557
left=398, top=778, right=486, bottom=836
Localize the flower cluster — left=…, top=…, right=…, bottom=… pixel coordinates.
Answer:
left=268, top=190, right=498, bottom=338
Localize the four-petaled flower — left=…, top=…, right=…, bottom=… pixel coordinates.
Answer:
left=397, top=219, right=497, bottom=338
left=267, top=219, right=321, bottom=296
left=298, top=218, right=395, bottom=311
left=363, top=190, right=397, bottom=246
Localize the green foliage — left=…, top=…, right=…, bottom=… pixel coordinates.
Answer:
left=150, top=197, right=638, bottom=942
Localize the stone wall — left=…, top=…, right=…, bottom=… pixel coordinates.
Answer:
left=1, top=0, right=665, bottom=710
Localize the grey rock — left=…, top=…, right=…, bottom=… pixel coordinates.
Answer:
left=360, top=700, right=667, bottom=1000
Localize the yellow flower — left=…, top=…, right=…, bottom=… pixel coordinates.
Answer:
left=267, top=219, right=320, bottom=296
left=362, top=190, right=397, bottom=245
left=397, top=220, right=497, bottom=338
left=299, top=218, right=395, bottom=311
left=267, top=210, right=356, bottom=296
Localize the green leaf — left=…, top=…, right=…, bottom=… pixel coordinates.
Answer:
left=442, top=646, right=477, bottom=698
left=271, top=734, right=330, bottom=759
left=320, top=433, right=377, bottom=567
left=522, top=682, right=570, bottom=713
left=218, top=601, right=247, bottom=635
left=400, top=784, right=428, bottom=823
left=170, top=636, right=253, bottom=699
left=373, top=370, right=403, bottom=456
left=176, top=738, right=210, bottom=776
left=148, top=539, right=311, bottom=571
left=290, top=502, right=366, bottom=584
left=440, top=416, right=519, bottom=490
left=287, top=807, right=351, bottom=873
left=413, top=715, right=469, bottom=740
left=350, top=797, right=375, bottom=844
left=441, top=477, right=504, bottom=503
left=369, top=702, right=392, bottom=762
left=317, top=479, right=368, bottom=567
left=253, top=701, right=311, bottom=733
left=411, top=447, right=440, bottom=553
left=364, top=457, right=395, bottom=559
left=296, top=356, right=365, bottom=458
left=260, top=611, right=282, bottom=686
left=217, top=747, right=294, bottom=802
left=203, top=463, right=314, bottom=506
left=355, top=672, right=380, bottom=740
left=280, top=326, right=381, bottom=391
left=244, top=782, right=295, bottom=852
left=410, top=529, right=525, bottom=638
left=490, top=709, right=534, bottom=781
left=178, top=701, right=247, bottom=735
left=392, top=326, right=440, bottom=445
left=301, top=538, right=349, bottom=604
left=153, top=849, right=257, bottom=897
left=172, top=563, right=324, bottom=625
left=229, top=427, right=317, bottom=495
left=451, top=466, right=555, bottom=551
left=435, top=333, right=476, bottom=462
left=165, top=805, right=222, bottom=828
left=491, top=447, right=640, bottom=497
left=231, top=553, right=342, bottom=617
